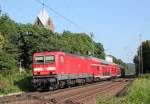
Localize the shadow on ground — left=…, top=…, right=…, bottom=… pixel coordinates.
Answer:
left=14, top=76, right=33, bottom=92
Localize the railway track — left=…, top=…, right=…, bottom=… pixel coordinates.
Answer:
left=44, top=79, right=130, bottom=104
left=0, top=80, right=112, bottom=103
left=0, top=78, right=133, bottom=104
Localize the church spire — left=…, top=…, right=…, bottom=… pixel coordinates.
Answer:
left=34, top=0, right=55, bottom=32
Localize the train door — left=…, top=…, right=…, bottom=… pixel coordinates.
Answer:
left=99, top=65, right=102, bottom=78
left=59, top=55, right=66, bottom=74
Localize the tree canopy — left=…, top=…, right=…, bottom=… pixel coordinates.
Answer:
left=134, top=40, right=150, bottom=75
left=0, top=14, right=107, bottom=70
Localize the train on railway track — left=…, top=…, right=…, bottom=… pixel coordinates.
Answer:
left=32, top=51, right=123, bottom=90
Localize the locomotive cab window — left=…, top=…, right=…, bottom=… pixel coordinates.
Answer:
left=35, top=56, right=44, bottom=64
left=45, top=55, right=55, bottom=63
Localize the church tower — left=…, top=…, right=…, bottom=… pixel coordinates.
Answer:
left=34, top=0, right=54, bottom=32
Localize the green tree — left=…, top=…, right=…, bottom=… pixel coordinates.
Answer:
left=0, top=13, right=113, bottom=71
left=0, top=52, right=17, bottom=70
left=0, top=33, right=4, bottom=50
left=0, top=14, right=20, bottom=70
left=134, top=40, right=150, bottom=75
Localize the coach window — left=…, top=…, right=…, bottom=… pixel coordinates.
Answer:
left=45, top=55, right=55, bottom=63
left=60, top=56, right=64, bottom=64
left=35, top=56, right=44, bottom=64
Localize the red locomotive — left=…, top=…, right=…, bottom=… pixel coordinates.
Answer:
left=32, top=51, right=122, bottom=90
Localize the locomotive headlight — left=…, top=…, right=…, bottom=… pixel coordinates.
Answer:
left=47, top=67, right=56, bottom=70
left=34, top=68, right=42, bottom=71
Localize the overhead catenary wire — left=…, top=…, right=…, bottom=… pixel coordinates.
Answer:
left=34, top=0, right=91, bottom=34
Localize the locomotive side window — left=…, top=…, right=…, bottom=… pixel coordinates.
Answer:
left=60, top=56, right=64, bottom=63
left=45, top=55, right=55, bottom=63
left=35, top=56, right=44, bottom=64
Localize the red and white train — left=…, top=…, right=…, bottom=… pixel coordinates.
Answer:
left=32, top=51, right=122, bottom=90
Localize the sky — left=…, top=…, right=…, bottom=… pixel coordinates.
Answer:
left=1, top=0, right=150, bottom=63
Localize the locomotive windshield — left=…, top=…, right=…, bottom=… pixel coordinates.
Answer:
left=35, top=56, right=44, bottom=64
left=34, top=55, right=55, bottom=64
left=45, top=55, right=55, bottom=63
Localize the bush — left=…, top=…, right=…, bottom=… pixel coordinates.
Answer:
left=0, top=71, right=32, bottom=95
left=0, top=51, right=17, bottom=70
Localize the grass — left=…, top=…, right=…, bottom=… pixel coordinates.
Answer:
left=98, top=74, right=150, bottom=104
left=0, top=70, right=32, bottom=95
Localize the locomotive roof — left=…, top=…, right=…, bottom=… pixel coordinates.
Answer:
left=33, top=51, right=123, bottom=67
left=100, top=59, right=111, bottom=65
left=88, top=56, right=110, bottom=65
